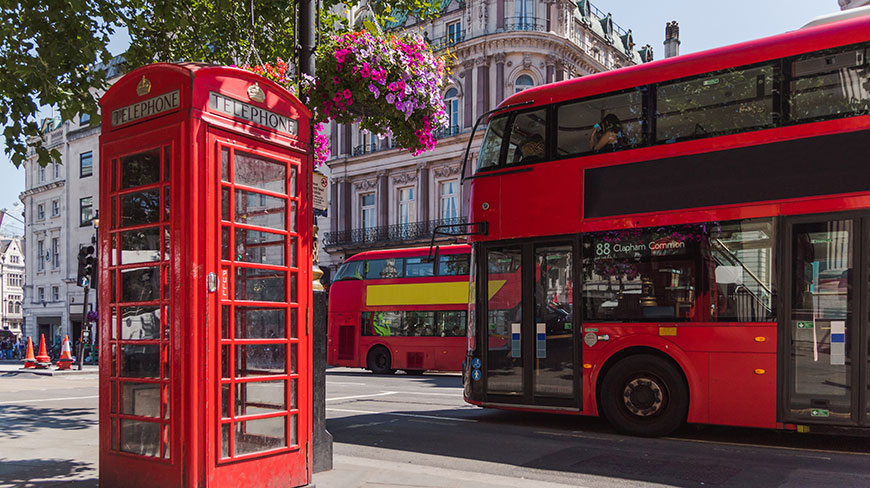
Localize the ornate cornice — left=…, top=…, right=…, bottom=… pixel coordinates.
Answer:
left=432, top=165, right=461, bottom=178
left=19, top=180, right=65, bottom=200
left=353, top=178, right=377, bottom=191
left=391, top=172, right=417, bottom=185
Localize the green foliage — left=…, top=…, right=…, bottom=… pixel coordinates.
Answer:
left=1, top=0, right=442, bottom=168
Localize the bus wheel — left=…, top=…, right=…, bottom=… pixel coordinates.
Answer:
left=600, top=354, right=688, bottom=437
left=367, top=346, right=395, bottom=375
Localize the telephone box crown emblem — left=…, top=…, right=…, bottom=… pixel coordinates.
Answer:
left=137, top=76, right=152, bottom=96
left=247, top=83, right=266, bottom=103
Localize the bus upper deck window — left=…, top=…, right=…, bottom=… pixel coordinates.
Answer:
left=476, top=115, right=509, bottom=173
left=334, top=261, right=363, bottom=281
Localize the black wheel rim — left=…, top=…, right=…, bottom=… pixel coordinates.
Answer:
left=622, top=375, right=667, bottom=417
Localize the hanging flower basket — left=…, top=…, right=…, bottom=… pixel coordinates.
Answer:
left=242, top=30, right=448, bottom=165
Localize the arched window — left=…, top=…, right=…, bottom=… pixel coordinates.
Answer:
left=515, top=75, right=535, bottom=93
left=444, top=88, right=460, bottom=135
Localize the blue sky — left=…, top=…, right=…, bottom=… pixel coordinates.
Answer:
left=0, top=1, right=846, bottom=236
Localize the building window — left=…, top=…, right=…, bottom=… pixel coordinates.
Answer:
left=514, top=0, right=534, bottom=28
left=37, top=241, right=44, bottom=272
left=38, top=165, right=45, bottom=183
left=447, top=20, right=462, bottom=45
left=398, top=187, right=415, bottom=225
left=51, top=237, right=59, bottom=269
left=440, top=180, right=459, bottom=220
left=10, top=255, right=18, bottom=264
left=80, top=113, right=90, bottom=126
left=37, top=203, right=45, bottom=221
left=53, top=163, right=60, bottom=179
left=51, top=286, right=59, bottom=302
left=80, top=196, right=93, bottom=226
left=80, top=151, right=93, bottom=178
left=360, top=193, right=376, bottom=230
left=37, top=287, right=44, bottom=303
left=445, top=88, right=460, bottom=135
left=51, top=199, right=60, bottom=217
left=515, top=74, right=535, bottom=93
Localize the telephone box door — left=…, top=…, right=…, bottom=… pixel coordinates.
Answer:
left=209, top=129, right=310, bottom=485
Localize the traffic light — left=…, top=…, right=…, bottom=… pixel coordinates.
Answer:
left=77, top=245, right=96, bottom=288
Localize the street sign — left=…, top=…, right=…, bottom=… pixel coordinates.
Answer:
left=312, top=172, right=328, bottom=211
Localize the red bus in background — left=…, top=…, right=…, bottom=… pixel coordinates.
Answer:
left=462, top=12, right=870, bottom=436
left=328, top=245, right=470, bottom=374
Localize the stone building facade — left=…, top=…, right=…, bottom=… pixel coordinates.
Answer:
left=0, top=238, right=25, bottom=337
left=321, top=0, right=652, bottom=277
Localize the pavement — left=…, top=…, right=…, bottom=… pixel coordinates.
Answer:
left=3, top=362, right=571, bottom=488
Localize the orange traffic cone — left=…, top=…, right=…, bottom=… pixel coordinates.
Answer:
left=34, top=333, right=51, bottom=368
left=56, top=335, right=74, bottom=370
left=22, top=336, right=35, bottom=369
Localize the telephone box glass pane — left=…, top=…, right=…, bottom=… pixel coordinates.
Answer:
left=221, top=384, right=231, bottom=418
left=235, top=380, right=286, bottom=416
left=235, top=344, right=286, bottom=376
left=120, top=419, right=160, bottom=457
left=121, top=345, right=161, bottom=378
left=221, top=188, right=231, bottom=221
left=234, top=229, right=285, bottom=266
left=234, top=417, right=286, bottom=455
left=221, top=227, right=230, bottom=261
left=234, top=190, right=286, bottom=230
left=234, top=151, right=286, bottom=194
left=121, top=189, right=161, bottom=227
left=163, top=145, right=170, bottom=181
left=121, top=148, right=161, bottom=189
left=121, top=382, right=161, bottom=417
left=120, top=227, right=161, bottom=264
left=235, top=307, right=286, bottom=339
left=221, top=424, right=231, bottom=458
left=235, top=268, right=285, bottom=302
left=121, top=267, right=161, bottom=302
left=290, top=379, right=298, bottom=409
left=221, top=147, right=230, bottom=182
left=164, top=186, right=170, bottom=220
left=120, top=306, right=160, bottom=340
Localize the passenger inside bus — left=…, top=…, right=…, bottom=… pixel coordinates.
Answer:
left=589, top=113, right=625, bottom=151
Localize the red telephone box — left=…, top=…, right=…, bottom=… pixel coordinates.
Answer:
left=99, top=64, right=312, bottom=487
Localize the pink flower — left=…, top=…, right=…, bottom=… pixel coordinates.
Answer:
left=343, top=89, right=352, bottom=99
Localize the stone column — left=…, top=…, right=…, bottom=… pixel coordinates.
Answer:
left=556, top=60, right=565, bottom=82
left=330, top=180, right=339, bottom=234
left=341, top=180, right=352, bottom=233
left=377, top=170, right=389, bottom=227
left=476, top=57, right=490, bottom=119
left=495, top=53, right=505, bottom=106
left=463, top=61, right=474, bottom=128
left=417, top=163, right=429, bottom=223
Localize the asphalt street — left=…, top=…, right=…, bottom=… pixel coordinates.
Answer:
left=2, top=363, right=870, bottom=487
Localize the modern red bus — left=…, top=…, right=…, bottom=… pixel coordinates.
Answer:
left=327, top=245, right=470, bottom=374
left=461, top=13, right=870, bottom=436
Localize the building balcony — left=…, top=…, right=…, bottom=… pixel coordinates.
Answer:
left=427, top=31, right=466, bottom=52
left=324, top=217, right=468, bottom=251
left=434, top=125, right=461, bottom=139
left=503, top=16, right=546, bottom=33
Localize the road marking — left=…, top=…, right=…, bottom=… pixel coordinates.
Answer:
left=327, top=381, right=368, bottom=386
left=326, top=391, right=397, bottom=402
left=396, top=390, right=463, bottom=397
left=328, top=407, right=477, bottom=423
left=0, top=395, right=99, bottom=405
left=663, top=436, right=867, bottom=458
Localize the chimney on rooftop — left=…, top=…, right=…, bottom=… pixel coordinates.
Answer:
left=664, top=21, right=680, bottom=58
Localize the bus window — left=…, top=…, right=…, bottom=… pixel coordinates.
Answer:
left=656, top=64, right=776, bottom=144
left=506, top=109, right=548, bottom=165
left=365, top=258, right=404, bottom=279
left=436, top=311, right=467, bottom=336
left=476, top=115, right=509, bottom=172
left=405, top=257, right=434, bottom=277
left=334, top=260, right=363, bottom=281
left=438, top=253, right=470, bottom=276
left=582, top=225, right=702, bottom=322
left=709, top=218, right=776, bottom=322
left=788, top=44, right=870, bottom=123
left=557, top=90, right=643, bottom=157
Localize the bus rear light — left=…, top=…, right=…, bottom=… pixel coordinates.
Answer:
left=583, top=363, right=592, bottom=369
left=754, top=369, right=766, bottom=375
left=754, top=336, right=766, bottom=342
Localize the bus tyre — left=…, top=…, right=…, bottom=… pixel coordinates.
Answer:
left=367, top=346, right=395, bottom=375
left=600, top=354, right=688, bottom=437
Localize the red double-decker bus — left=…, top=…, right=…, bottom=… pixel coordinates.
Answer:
left=327, top=245, right=470, bottom=374
left=462, top=12, right=870, bottom=436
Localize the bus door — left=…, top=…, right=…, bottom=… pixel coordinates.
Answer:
left=782, top=212, right=869, bottom=427
left=482, top=240, right=581, bottom=409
